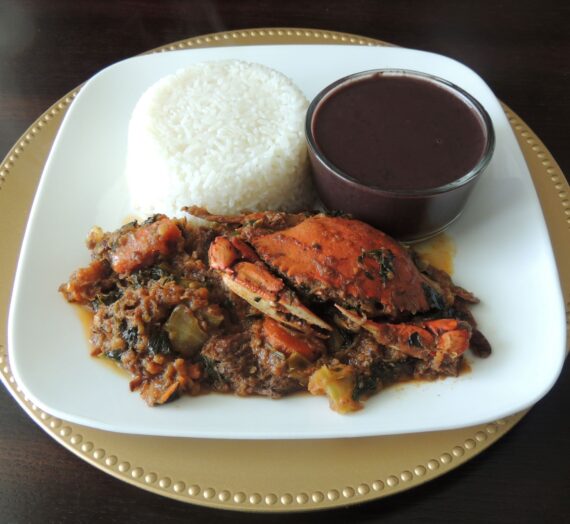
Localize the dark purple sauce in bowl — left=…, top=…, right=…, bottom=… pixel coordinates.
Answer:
left=306, top=70, right=495, bottom=242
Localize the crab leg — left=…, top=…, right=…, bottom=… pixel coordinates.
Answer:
left=184, top=206, right=270, bottom=225
left=336, top=305, right=470, bottom=369
left=210, top=236, right=332, bottom=332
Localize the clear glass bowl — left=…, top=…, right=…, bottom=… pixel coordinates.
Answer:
left=306, top=69, right=495, bottom=242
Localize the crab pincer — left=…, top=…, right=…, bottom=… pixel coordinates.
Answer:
left=336, top=305, right=471, bottom=370
left=208, top=236, right=332, bottom=332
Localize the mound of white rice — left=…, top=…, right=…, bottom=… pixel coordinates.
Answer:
left=125, top=60, right=313, bottom=219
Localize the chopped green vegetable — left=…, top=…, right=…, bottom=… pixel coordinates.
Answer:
left=421, top=283, right=446, bottom=310
left=200, top=355, right=226, bottom=385
left=408, top=332, right=423, bottom=347
left=130, top=265, right=173, bottom=287
left=358, top=248, right=395, bottom=285
left=120, top=320, right=138, bottom=349
left=92, top=289, right=123, bottom=311
left=308, top=364, right=362, bottom=413
left=105, top=350, right=123, bottom=361
left=148, top=328, right=172, bottom=356
left=353, top=374, right=379, bottom=400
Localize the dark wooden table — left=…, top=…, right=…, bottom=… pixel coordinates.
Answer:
left=1, top=1, right=569, bottom=522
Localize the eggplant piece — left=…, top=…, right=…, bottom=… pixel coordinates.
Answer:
left=165, top=305, right=208, bottom=357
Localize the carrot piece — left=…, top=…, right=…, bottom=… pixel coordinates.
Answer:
left=111, top=218, right=182, bottom=274
left=262, top=317, right=322, bottom=361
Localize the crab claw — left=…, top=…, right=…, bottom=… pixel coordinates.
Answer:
left=209, top=236, right=257, bottom=270
left=336, top=305, right=470, bottom=369
left=209, top=236, right=332, bottom=332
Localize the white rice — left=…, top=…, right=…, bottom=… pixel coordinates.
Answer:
left=125, top=60, right=313, bottom=219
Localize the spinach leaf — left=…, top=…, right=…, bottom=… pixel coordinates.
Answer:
left=147, top=328, right=172, bottom=356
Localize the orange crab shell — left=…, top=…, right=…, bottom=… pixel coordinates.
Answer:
left=250, top=215, right=434, bottom=316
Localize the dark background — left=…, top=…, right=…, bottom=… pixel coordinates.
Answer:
left=1, top=1, right=569, bottom=522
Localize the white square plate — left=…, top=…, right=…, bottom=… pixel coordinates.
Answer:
left=8, top=45, right=567, bottom=439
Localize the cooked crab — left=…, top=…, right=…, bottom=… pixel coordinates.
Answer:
left=187, top=207, right=482, bottom=371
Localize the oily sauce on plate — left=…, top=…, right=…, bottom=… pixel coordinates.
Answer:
left=414, top=233, right=456, bottom=275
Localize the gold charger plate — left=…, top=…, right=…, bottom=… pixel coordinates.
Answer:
left=0, top=28, right=568, bottom=512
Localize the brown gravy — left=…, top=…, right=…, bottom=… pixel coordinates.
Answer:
left=312, top=74, right=486, bottom=190
left=75, top=305, right=94, bottom=341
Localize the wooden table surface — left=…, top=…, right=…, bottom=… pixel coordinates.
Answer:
left=1, top=1, right=568, bottom=522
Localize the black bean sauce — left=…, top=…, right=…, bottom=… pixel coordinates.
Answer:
left=312, top=74, right=487, bottom=191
